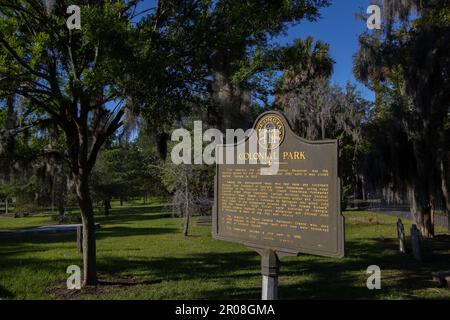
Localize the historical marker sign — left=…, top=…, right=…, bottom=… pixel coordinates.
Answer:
left=212, top=111, right=344, bottom=258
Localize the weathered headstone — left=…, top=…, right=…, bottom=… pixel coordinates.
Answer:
left=213, top=111, right=344, bottom=300
left=410, top=224, right=422, bottom=262
left=396, top=218, right=406, bottom=253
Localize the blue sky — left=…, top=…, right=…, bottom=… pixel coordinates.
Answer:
left=274, top=0, right=374, bottom=101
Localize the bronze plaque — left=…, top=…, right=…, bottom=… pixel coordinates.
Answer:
left=212, top=111, right=344, bottom=258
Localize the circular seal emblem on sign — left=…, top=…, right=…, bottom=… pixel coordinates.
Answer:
left=255, top=114, right=285, bottom=150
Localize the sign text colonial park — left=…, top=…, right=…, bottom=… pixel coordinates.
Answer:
left=213, top=111, right=345, bottom=258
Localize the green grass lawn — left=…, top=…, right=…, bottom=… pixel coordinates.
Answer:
left=0, top=200, right=449, bottom=300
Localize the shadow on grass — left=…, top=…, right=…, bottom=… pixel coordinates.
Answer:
left=0, top=204, right=172, bottom=234
left=93, top=236, right=450, bottom=299
left=0, top=211, right=177, bottom=247
left=108, top=204, right=170, bottom=213
left=1, top=204, right=449, bottom=299
left=0, top=285, right=14, bottom=299
left=278, top=237, right=450, bottom=300
left=0, top=226, right=179, bottom=259
left=0, top=232, right=76, bottom=247
left=97, top=226, right=179, bottom=239
left=97, top=205, right=173, bottom=223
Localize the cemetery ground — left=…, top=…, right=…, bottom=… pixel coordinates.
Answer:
left=0, top=199, right=449, bottom=300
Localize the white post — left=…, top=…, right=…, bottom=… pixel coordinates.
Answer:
left=261, top=249, right=279, bottom=300
left=262, top=275, right=278, bottom=300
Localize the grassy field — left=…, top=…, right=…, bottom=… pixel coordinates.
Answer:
left=0, top=200, right=449, bottom=300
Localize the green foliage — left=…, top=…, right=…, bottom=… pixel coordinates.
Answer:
left=91, top=142, right=164, bottom=202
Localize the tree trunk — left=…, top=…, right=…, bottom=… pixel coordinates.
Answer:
left=409, top=185, right=434, bottom=238
left=183, top=173, right=189, bottom=237
left=430, top=196, right=435, bottom=236
left=210, top=53, right=250, bottom=131
left=51, top=175, right=55, bottom=213
left=57, top=196, right=65, bottom=217
left=409, top=139, right=435, bottom=238
left=120, top=196, right=124, bottom=206
left=440, top=160, right=450, bottom=231
left=54, top=170, right=67, bottom=217
left=320, top=114, right=325, bottom=140
left=5, top=198, right=8, bottom=215
left=183, top=208, right=190, bottom=237
left=361, top=175, right=366, bottom=201
left=103, top=198, right=109, bottom=217
left=75, top=176, right=97, bottom=286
